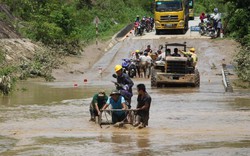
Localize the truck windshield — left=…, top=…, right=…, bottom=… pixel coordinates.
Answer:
left=189, top=0, right=193, bottom=9
left=155, top=1, right=183, bottom=12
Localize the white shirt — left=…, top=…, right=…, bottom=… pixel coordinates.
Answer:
left=211, top=13, right=221, bottom=22
left=139, top=55, right=152, bottom=63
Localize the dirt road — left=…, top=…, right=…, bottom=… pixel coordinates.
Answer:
left=0, top=18, right=250, bottom=155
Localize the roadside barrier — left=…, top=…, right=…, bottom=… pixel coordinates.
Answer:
left=116, top=23, right=134, bottom=38
left=221, top=64, right=233, bottom=92
left=74, top=82, right=78, bottom=87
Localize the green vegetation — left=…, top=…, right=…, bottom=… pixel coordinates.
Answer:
left=195, top=0, right=250, bottom=85
left=0, top=49, right=16, bottom=95
left=1, top=0, right=152, bottom=55
left=223, top=0, right=250, bottom=85
left=19, top=49, right=62, bottom=82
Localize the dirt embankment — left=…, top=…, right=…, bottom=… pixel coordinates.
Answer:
left=0, top=4, right=38, bottom=65
left=0, top=4, right=20, bottom=39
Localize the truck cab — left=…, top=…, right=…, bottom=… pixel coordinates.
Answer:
left=154, top=0, right=189, bottom=34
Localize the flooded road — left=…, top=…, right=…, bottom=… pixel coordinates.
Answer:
left=1, top=24, right=250, bottom=155
left=0, top=78, right=249, bottom=155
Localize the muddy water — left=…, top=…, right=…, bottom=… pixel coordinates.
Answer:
left=0, top=79, right=249, bottom=155
left=1, top=38, right=250, bottom=155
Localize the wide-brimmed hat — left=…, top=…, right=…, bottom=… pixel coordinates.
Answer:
left=110, top=89, right=120, bottom=96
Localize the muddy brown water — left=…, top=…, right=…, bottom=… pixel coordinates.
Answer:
left=1, top=37, right=250, bottom=155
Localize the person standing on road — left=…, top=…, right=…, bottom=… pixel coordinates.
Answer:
left=134, top=83, right=151, bottom=128
left=114, top=64, right=134, bottom=107
left=131, top=50, right=142, bottom=78
left=211, top=8, right=221, bottom=31
left=89, top=90, right=108, bottom=122
left=217, top=19, right=222, bottom=38
left=139, top=52, right=153, bottom=78
left=101, top=90, right=127, bottom=124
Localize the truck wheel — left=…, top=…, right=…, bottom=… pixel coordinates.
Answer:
left=151, top=69, right=157, bottom=87
left=181, top=29, right=186, bottom=34
left=195, top=69, right=200, bottom=87
left=156, top=29, right=160, bottom=35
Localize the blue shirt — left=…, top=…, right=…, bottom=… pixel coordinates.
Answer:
left=106, top=96, right=126, bottom=115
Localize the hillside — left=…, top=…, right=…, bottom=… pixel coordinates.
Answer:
left=0, top=4, right=38, bottom=65
left=0, top=4, right=20, bottom=38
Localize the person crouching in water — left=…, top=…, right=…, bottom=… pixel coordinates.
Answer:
left=102, top=90, right=127, bottom=124
left=89, top=90, right=108, bottom=122
left=134, top=83, right=151, bottom=128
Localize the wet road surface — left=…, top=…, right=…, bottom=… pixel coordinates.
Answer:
left=1, top=20, right=250, bottom=155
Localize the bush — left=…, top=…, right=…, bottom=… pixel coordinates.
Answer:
left=234, top=48, right=250, bottom=83
left=0, top=50, right=17, bottom=95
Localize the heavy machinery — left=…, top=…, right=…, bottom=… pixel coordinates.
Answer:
left=153, top=0, right=189, bottom=34
left=151, top=42, right=200, bottom=87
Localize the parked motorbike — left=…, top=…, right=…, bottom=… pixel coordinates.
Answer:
left=199, top=21, right=216, bottom=38
left=199, top=14, right=217, bottom=38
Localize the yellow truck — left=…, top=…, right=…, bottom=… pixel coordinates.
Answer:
left=154, top=0, right=189, bottom=34
left=189, top=0, right=194, bottom=20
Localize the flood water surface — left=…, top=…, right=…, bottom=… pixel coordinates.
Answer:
left=0, top=79, right=250, bottom=156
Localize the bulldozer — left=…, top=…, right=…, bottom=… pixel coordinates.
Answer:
left=151, top=42, right=200, bottom=87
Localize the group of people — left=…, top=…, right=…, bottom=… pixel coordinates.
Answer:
left=134, top=15, right=154, bottom=35
left=129, top=44, right=199, bottom=78
left=130, top=45, right=154, bottom=78
left=154, top=47, right=197, bottom=67
left=199, top=8, right=222, bottom=38
left=89, top=63, right=151, bottom=129
left=88, top=44, right=198, bottom=129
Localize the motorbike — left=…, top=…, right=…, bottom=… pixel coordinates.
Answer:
left=122, top=58, right=137, bottom=78
left=122, top=58, right=130, bottom=73
left=134, top=22, right=145, bottom=36
left=128, top=60, right=137, bottom=78
left=111, top=74, right=133, bottom=109
left=136, top=24, right=143, bottom=36
left=199, top=14, right=217, bottom=38
left=199, top=21, right=216, bottom=38
left=134, top=21, right=140, bottom=36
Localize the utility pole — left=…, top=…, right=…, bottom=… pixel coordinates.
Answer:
left=93, top=16, right=100, bottom=45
